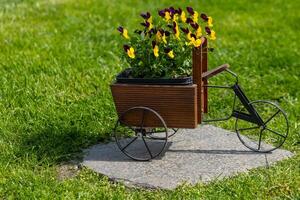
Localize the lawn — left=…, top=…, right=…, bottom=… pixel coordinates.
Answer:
left=0, top=0, right=299, bottom=199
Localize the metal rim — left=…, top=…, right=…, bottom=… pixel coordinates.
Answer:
left=235, top=100, right=289, bottom=153
left=114, top=106, right=168, bottom=161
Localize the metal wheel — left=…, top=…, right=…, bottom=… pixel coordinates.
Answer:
left=114, top=106, right=168, bottom=161
left=235, top=100, right=289, bottom=153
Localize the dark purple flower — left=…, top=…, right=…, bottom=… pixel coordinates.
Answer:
left=177, top=8, right=182, bottom=15
left=186, top=17, right=193, bottom=24
left=158, top=9, right=165, bottom=17
left=152, top=41, right=156, bottom=48
left=141, top=12, right=151, bottom=19
left=190, top=33, right=196, bottom=39
left=158, top=29, right=165, bottom=35
left=123, top=45, right=130, bottom=52
left=172, top=22, right=177, bottom=34
left=190, top=23, right=199, bottom=30
left=186, top=7, right=194, bottom=15
left=141, top=21, right=150, bottom=28
left=164, top=47, right=172, bottom=53
left=201, top=13, right=208, bottom=21
left=181, top=27, right=189, bottom=34
left=205, top=26, right=211, bottom=34
left=117, top=26, right=124, bottom=33
left=169, top=7, right=176, bottom=15
left=149, top=28, right=157, bottom=34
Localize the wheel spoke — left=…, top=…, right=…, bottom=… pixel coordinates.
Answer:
left=265, top=128, right=286, bottom=138
left=119, top=120, right=137, bottom=133
left=140, top=110, right=146, bottom=129
left=121, top=137, right=138, bottom=151
left=264, top=110, right=281, bottom=125
left=258, top=129, right=263, bottom=150
left=142, top=136, right=153, bottom=158
left=237, top=126, right=259, bottom=131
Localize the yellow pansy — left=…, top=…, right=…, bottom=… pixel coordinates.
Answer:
left=147, top=16, right=153, bottom=23
left=123, top=29, right=130, bottom=39
left=153, top=45, right=159, bottom=57
left=189, top=37, right=202, bottom=47
left=162, top=33, right=167, bottom=44
left=127, top=47, right=135, bottom=58
left=174, top=22, right=180, bottom=40
left=181, top=11, right=186, bottom=22
left=173, top=14, right=179, bottom=22
left=196, top=27, right=202, bottom=38
left=208, top=17, right=213, bottom=27
left=156, top=31, right=162, bottom=42
left=193, top=11, right=199, bottom=23
left=167, top=50, right=174, bottom=58
left=165, top=12, right=171, bottom=22
left=187, top=31, right=193, bottom=41
left=210, top=30, right=216, bottom=40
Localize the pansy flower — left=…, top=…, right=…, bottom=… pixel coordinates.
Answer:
left=173, top=21, right=180, bottom=40
left=176, top=8, right=186, bottom=22
left=158, top=8, right=172, bottom=22
left=152, top=41, right=159, bottom=57
left=210, top=30, right=216, bottom=40
left=201, top=13, right=208, bottom=21
left=140, top=12, right=153, bottom=31
left=123, top=45, right=135, bottom=58
left=191, top=23, right=202, bottom=38
left=205, top=27, right=216, bottom=40
left=117, top=26, right=130, bottom=39
left=207, top=16, right=213, bottom=27
left=141, top=21, right=153, bottom=31
left=158, top=29, right=168, bottom=44
left=205, top=26, right=211, bottom=34
left=186, top=7, right=198, bottom=23
left=164, top=47, right=174, bottom=59
left=187, top=34, right=202, bottom=47
left=186, top=17, right=193, bottom=24
left=156, top=30, right=162, bottom=42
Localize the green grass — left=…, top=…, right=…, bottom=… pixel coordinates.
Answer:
left=0, top=0, right=299, bottom=199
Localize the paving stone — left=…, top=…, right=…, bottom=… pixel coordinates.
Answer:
left=82, top=125, right=293, bottom=189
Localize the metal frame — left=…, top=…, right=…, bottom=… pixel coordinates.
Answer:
left=202, top=69, right=264, bottom=126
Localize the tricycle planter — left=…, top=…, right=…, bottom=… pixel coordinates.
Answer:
left=111, top=7, right=289, bottom=161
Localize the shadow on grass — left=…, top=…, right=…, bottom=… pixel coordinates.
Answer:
left=18, top=127, right=111, bottom=164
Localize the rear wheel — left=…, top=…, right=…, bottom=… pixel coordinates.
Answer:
left=114, top=107, right=168, bottom=161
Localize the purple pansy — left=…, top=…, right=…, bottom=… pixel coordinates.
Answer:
left=186, top=7, right=194, bottom=15
left=205, top=26, right=211, bottom=34
left=201, top=13, right=208, bottom=21
left=141, top=12, right=151, bottom=19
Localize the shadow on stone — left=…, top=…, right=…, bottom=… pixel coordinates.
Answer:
left=84, top=141, right=173, bottom=162
left=168, top=149, right=272, bottom=155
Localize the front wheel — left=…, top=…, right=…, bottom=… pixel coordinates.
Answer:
left=235, top=100, right=289, bottom=153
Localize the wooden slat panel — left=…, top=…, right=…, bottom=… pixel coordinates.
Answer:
left=111, top=84, right=198, bottom=128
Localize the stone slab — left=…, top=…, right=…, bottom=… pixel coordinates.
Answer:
left=82, top=125, right=293, bottom=189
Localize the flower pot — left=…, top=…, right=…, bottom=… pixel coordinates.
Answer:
left=116, top=68, right=193, bottom=85
left=111, top=83, right=198, bottom=128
